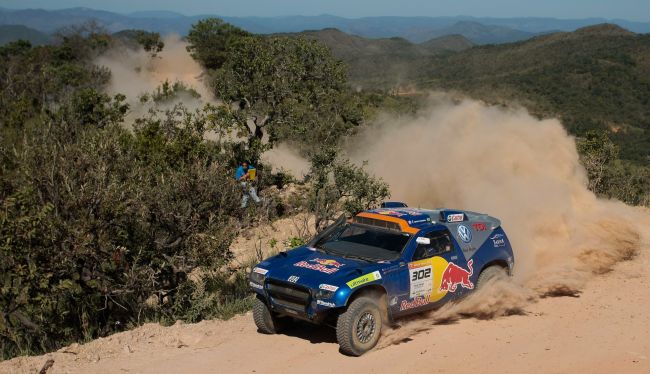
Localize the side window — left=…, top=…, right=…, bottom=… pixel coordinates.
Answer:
left=412, top=230, right=453, bottom=261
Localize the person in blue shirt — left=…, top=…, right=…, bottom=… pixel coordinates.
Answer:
left=235, top=161, right=261, bottom=208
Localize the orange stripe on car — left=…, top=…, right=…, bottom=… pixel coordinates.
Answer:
left=356, top=212, right=420, bottom=234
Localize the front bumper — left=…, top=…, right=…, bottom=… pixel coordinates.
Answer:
left=250, top=278, right=341, bottom=322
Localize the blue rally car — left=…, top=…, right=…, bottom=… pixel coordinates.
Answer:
left=249, top=204, right=514, bottom=355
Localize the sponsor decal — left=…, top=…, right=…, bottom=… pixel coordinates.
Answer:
left=389, top=296, right=398, bottom=306
left=408, top=262, right=433, bottom=298
left=407, top=256, right=450, bottom=303
left=457, top=224, right=472, bottom=243
left=346, top=271, right=382, bottom=289
left=377, top=210, right=406, bottom=217
left=294, top=258, right=345, bottom=274
left=311, top=258, right=344, bottom=268
left=249, top=281, right=263, bottom=290
left=253, top=267, right=268, bottom=275
left=472, top=222, right=487, bottom=231
left=288, top=275, right=299, bottom=283
left=319, top=284, right=339, bottom=292
left=490, top=233, right=506, bottom=247
left=439, top=259, right=474, bottom=292
left=400, top=295, right=430, bottom=311
left=410, top=218, right=430, bottom=224
left=316, top=300, right=336, bottom=308
left=447, top=213, right=464, bottom=223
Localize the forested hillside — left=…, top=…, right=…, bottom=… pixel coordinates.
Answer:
left=0, top=25, right=50, bottom=45
left=422, top=24, right=649, bottom=155
left=279, top=28, right=473, bottom=88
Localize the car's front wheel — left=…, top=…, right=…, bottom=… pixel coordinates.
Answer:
left=336, top=296, right=383, bottom=356
left=253, top=297, right=287, bottom=334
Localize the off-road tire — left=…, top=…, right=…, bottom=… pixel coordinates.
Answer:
left=336, top=296, right=383, bottom=356
left=253, top=297, right=286, bottom=334
left=477, top=265, right=508, bottom=289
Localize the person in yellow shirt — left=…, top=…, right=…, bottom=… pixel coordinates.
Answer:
left=235, top=161, right=261, bottom=208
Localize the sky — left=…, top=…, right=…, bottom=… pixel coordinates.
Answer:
left=1, top=0, right=649, bottom=22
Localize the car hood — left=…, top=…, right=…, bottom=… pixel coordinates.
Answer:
left=255, top=246, right=383, bottom=289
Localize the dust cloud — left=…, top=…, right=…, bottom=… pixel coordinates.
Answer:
left=344, top=95, right=650, bottom=341
left=261, top=143, right=310, bottom=179
left=97, top=34, right=212, bottom=101
left=95, top=34, right=215, bottom=125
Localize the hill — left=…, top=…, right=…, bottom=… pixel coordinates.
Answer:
left=1, top=7, right=649, bottom=43
left=282, top=28, right=473, bottom=88
left=417, top=24, right=650, bottom=165
left=418, top=34, right=477, bottom=52
left=405, top=21, right=537, bottom=44
left=0, top=24, right=50, bottom=45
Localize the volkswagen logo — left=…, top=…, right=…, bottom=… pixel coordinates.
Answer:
left=457, top=224, right=472, bottom=243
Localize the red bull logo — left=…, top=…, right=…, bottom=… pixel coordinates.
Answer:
left=311, top=258, right=344, bottom=268
left=439, top=259, right=474, bottom=292
left=399, top=295, right=430, bottom=311
left=294, top=258, right=346, bottom=274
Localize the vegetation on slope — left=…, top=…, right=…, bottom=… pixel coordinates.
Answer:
left=0, top=21, right=388, bottom=359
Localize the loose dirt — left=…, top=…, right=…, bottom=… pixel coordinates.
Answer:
left=3, top=245, right=648, bottom=374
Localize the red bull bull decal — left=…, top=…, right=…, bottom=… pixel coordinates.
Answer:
left=439, top=259, right=474, bottom=292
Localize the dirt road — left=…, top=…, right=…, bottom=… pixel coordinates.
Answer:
left=4, top=246, right=648, bottom=374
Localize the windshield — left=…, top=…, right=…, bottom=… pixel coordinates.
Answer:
left=314, top=223, right=411, bottom=261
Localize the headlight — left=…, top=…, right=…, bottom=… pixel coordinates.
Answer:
left=314, top=289, right=335, bottom=299
left=249, top=267, right=267, bottom=285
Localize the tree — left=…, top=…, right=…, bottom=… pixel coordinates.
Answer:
left=577, top=130, right=619, bottom=194
left=186, top=18, right=250, bottom=70
left=211, top=35, right=362, bottom=162
left=134, top=30, right=164, bottom=57
left=308, top=149, right=390, bottom=232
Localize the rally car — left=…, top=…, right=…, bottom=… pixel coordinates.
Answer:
left=249, top=205, right=514, bottom=356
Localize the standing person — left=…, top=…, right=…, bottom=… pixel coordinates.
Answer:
left=235, top=161, right=261, bottom=208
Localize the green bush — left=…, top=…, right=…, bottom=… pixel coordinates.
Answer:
left=0, top=95, right=244, bottom=358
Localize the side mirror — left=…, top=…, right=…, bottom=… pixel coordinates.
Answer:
left=416, top=237, right=431, bottom=245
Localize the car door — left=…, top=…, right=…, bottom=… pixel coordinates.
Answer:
left=394, top=227, right=467, bottom=316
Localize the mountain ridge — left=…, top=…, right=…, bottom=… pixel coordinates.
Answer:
left=1, top=7, right=649, bottom=45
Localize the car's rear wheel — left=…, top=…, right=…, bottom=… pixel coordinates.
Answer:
left=253, top=297, right=287, bottom=334
left=336, top=296, right=383, bottom=356
left=477, top=265, right=508, bottom=289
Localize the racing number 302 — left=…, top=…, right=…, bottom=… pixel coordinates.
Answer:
left=411, top=268, right=431, bottom=281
